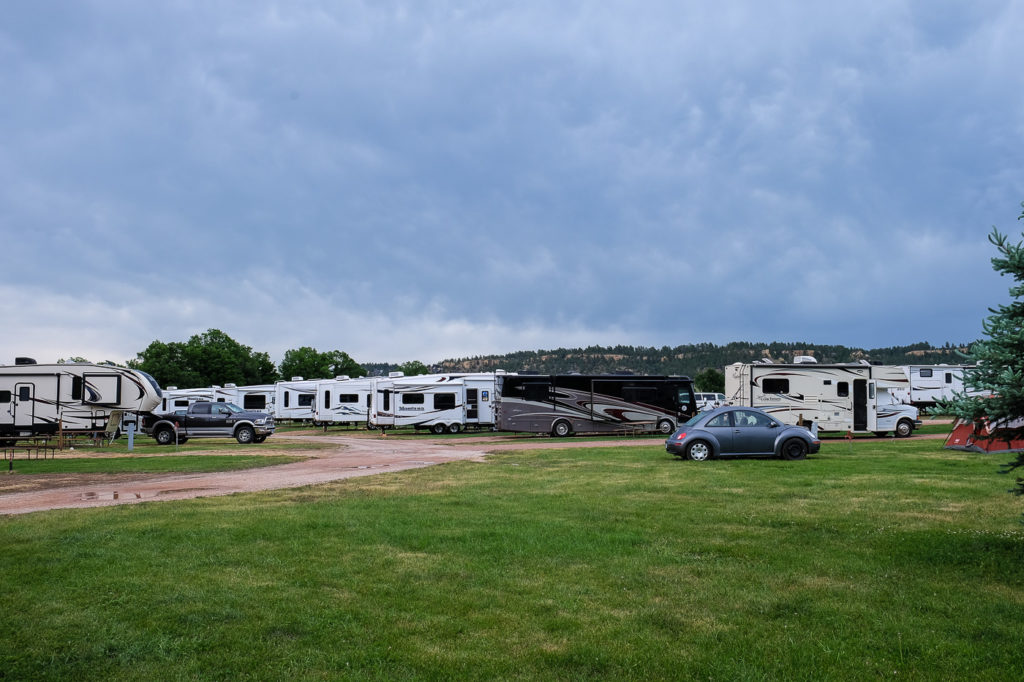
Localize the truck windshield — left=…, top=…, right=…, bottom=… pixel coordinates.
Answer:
left=224, top=403, right=244, bottom=413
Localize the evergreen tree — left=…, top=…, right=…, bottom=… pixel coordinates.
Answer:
left=934, top=204, right=1024, bottom=498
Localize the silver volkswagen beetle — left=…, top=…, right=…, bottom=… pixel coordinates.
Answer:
left=665, top=405, right=820, bottom=461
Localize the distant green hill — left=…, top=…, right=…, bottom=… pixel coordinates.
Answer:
left=363, top=341, right=974, bottom=378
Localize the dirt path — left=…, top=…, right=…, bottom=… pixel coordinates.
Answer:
left=0, top=434, right=662, bottom=516
left=0, top=427, right=949, bottom=516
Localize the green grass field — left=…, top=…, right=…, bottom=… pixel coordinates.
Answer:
left=2, top=436, right=1022, bottom=680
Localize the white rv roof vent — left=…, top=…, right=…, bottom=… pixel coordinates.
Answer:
left=388, top=371, right=405, bottom=378
left=167, top=386, right=178, bottom=390
left=291, top=376, right=304, bottom=381
left=225, top=383, right=236, bottom=388
left=14, top=357, right=37, bottom=365
left=335, top=375, right=350, bottom=381
left=793, top=355, right=817, bottom=364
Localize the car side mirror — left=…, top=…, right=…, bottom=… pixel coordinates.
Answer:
left=769, top=422, right=779, bottom=428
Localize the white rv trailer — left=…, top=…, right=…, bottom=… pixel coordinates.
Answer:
left=157, top=387, right=216, bottom=414
left=890, top=365, right=985, bottom=408
left=312, top=376, right=374, bottom=427
left=0, top=358, right=162, bottom=442
left=232, top=384, right=276, bottom=414
left=725, top=361, right=921, bottom=437
left=274, top=377, right=321, bottom=422
left=368, top=372, right=502, bottom=433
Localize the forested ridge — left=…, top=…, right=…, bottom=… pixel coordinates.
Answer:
left=402, top=341, right=974, bottom=378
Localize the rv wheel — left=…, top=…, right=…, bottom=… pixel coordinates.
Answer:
left=447, top=423, right=461, bottom=434
left=657, top=419, right=674, bottom=435
left=895, top=420, right=913, bottom=438
left=431, top=423, right=446, bottom=435
left=551, top=420, right=572, bottom=438
left=154, top=427, right=175, bottom=446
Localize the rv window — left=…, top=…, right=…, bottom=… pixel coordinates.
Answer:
left=622, top=387, right=656, bottom=403
left=762, top=379, right=789, bottom=394
left=72, top=376, right=83, bottom=400
left=284, top=393, right=290, bottom=408
left=217, top=398, right=225, bottom=402
left=945, top=373, right=953, bottom=384
left=19, top=386, right=31, bottom=401
left=434, top=393, right=456, bottom=410
left=869, top=384, right=876, bottom=399
left=837, top=382, right=849, bottom=397
left=919, top=368, right=933, bottom=378
left=338, top=394, right=359, bottom=403
left=174, top=399, right=189, bottom=407
left=243, top=395, right=267, bottom=410
left=402, top=394, right=425, bottom=405
left=323, top=391, right=331, bottom=409
left=823, top=380, right=832, bottom=386
left=0, top=390, right=10, bottom=403
left=523, top=383, right=550, bottom=402
left=298, top=394, right=314, bottom=408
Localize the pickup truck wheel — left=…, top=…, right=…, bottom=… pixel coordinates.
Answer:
left=895, top=419, right=914, bottom=438
left=154, top=427, right=175, bottom=446
left=235, top=425, right=256, bottom=444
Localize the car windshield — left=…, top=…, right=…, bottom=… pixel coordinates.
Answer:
left=224, top=403, right=244, bottom=413
left=684, top=412, right=706, bottom=426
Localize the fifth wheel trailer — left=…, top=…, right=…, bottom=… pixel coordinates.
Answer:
left=0, top=358, right=162, bottom=442
left=724, top=361, right=920, bottom=437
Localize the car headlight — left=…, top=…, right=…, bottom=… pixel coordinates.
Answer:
left=255, top=418, right=266, bottom=425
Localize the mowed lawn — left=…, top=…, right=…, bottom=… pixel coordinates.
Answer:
left=2, top=438, right=1023, bottom=680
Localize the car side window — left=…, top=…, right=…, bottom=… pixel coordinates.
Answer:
left=734, top=410, right=769, bottom=427
left=706, top=413, right=731, bottom=427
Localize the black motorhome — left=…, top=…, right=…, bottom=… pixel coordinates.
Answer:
left=496, top=374, right=696, bottom=436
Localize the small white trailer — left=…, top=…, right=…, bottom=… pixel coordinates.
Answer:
left=725, top=360, right=921, bottom=437
left=157, top=387, right=216, bottom=414
left=890, top=365, right=986, bottom=408
left=368, top=372, right=502, bottom=434
left=274, top=377, right=321, bottom=422
left=232, top=384, right=276, bottom=414
left=311, top=376, right=374, bottom=427
left=0, top=358, right=163, bottom=442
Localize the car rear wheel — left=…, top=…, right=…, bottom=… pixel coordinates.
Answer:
left=781, top=438, right=808, bottom=460
left=154, top=427, right=175, bottom=446
left=687, top=440, right=712, bottom=462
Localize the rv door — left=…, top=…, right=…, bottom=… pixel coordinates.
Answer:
left=13, top=383, right=34, bottom=428
left=853, top=380, right=869, bottom=431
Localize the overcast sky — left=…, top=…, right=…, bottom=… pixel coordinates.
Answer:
left=2, top=2, right=1022, bottom=367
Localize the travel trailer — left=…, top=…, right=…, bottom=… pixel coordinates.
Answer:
left=368, top=372, right=502, bottom=433
left=157, top=387, right=216, bottom=414
left=312, top=376, right=374, bottom=427
left=725, top=361, right=920, bottom=436
left=495, top=374, right=697, bottom=436
left=232, top=384, right=276, bottom=414
left=890, top=365, right=985, bottom=408
left=0, top=358, right=162, bottom=442
left=274, top=377, right=321, bottom=422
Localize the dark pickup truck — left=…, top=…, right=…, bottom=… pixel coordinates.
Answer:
left=142, top=401, right=275, bottom=445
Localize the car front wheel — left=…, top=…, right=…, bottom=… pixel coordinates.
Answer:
left=235, top=425, right=255, bottom=444
left=687, top=440, right=712, bottom=462
left=781, top=438, right=808, bottom=460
